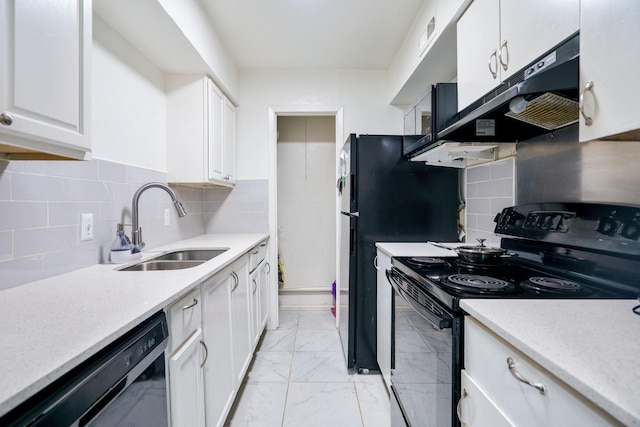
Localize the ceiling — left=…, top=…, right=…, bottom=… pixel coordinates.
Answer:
left=198, top=0, right=424, bottom=70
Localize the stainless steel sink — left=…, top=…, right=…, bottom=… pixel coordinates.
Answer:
left=118, top=248, right=229, bottom=271
left=120, top=260, right=206, bottom=271
left=151, top=249, right=228, bottom=261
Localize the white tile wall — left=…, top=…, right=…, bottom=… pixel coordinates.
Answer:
left=0, top=159, right=205, bottom=290
left=465, top=157, right=515, bottom=246
left=204, top=180, right=269, bottom=234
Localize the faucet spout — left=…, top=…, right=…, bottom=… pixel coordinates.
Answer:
left=131, top=182, right=187, bottom=249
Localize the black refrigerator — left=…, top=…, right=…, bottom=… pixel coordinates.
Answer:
left=338, top=134, right=460, bottom=373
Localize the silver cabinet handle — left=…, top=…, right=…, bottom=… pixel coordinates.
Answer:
left=265, top=262, right=271, bottom=274
left=200, top=340, right=208, bottom=368
left=456, top=388, right=470, bottom=427
left=252, top=278, right=257, bottom=294
left=182, top=298, right=198, bottom=310
left=231, top=272, right=239, bottom=292
left=579, top=80, right=594, bottom=127
left=373, top=255, right=379, bottom=270
left=0, top=113, right=13, bottom=126
left=498, top=39, right=509, bottom=71
left=260, top=242, right=267, bottom=247
left=488, top=49, right=498, bottom=79
left=506, top=357, right=546, bottom=395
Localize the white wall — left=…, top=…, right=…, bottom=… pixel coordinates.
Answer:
left=277, top=116, right=336, bottom=289
left=236, top=69, right=404, bottom=179
left=92, top=15, right=167, bottom=171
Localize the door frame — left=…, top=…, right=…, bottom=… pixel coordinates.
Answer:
left=267, top=106, right=344, bottom=329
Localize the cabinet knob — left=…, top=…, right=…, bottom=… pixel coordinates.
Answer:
left=0, top=113, right=13, bottom=126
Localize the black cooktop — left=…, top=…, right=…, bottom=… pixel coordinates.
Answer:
left=392, top=255, right=636, bottom=311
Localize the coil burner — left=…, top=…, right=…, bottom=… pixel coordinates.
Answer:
left=406, top=257, right=451, bottom=268
left=443, top=274, right=514, bottom=294
left=521, top=276, right=585, bottom=294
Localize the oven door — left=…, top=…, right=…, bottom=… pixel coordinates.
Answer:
left=387, top=268, right=461, bottom=427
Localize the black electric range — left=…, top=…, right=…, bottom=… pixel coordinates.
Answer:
left=387, top=202, right=640, bottom=427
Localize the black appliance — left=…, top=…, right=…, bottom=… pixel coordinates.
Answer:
left=386, top=202, right=640, bottom=426
left=403, top=83, right=458, bottom=158
left=437, top=32, right=580, bottom=144
left=338, top=134, right=460, bottom=373
left=1, top=312, right=169, bottom=427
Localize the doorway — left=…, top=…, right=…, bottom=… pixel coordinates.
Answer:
left=267, top=107, right=344, bottom=328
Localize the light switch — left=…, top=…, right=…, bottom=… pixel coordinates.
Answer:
left=81, top=213, right=93, bottom=241
left=164, top=208, right=171, bottom=226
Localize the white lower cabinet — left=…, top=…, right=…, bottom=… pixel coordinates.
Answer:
left=166, top=289, right=206, bottom=427
left=202, top=266, right=235, bottom=427
left=461, top=317, right=622, bottom=426
left=375, top=249, right=392, bottom=390
left=249, top=266, right=261, bottom=350
left=168, top=329, right=206, bottom=427
left=229, top=255, right=252, bottom=388
left=259, top=259, right=271, bottom=331
left=167, top=250, right=260, bottom=427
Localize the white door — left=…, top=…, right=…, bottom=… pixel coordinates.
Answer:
left=168, top=329, right=206, bottom=427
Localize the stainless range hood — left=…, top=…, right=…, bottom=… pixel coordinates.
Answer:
left=438, top=33, right=580, bottom=143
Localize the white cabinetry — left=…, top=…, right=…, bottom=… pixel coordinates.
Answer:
left=456, top=0, right=579, bottom=110
left=375, top=249, right=392, bottom=390
left=259, top=258, right=271, bottom=331
left=460, top=317, right=621, bottom=426
left=202, top=266, right=235, bottom=427
left=249, top=240, right=269, bottom=349
left=579, top=1, right=640, bottom=142
left=166, top=289, right=205, bottom=427
left=230, top=256, right=252, bottom=387
left=0, top=0, right=91, bottom=160
left=166, top=75, right=236, bottom=187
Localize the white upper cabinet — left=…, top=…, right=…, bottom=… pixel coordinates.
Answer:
left=166, top=75, right=236, bottom=187
left=456, top=0, right=579, bottom=110
left=0, top=0, right=91, bottom=160
left=579, top=0, right=640, bottom=142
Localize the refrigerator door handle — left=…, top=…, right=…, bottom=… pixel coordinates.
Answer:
left=341, top=211, right=360, bottom=217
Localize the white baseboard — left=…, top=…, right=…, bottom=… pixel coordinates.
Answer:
left=278, top=287, right=334, bottom=311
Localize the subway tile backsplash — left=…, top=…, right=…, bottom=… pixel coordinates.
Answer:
left=0, top=158, right=269, bottom=291
left=465, top=157, right=515, bottom=246
left=0, top=159, right=204, bottom=290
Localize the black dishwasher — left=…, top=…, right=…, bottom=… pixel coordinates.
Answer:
left=1, top=311, right=169, bottom=427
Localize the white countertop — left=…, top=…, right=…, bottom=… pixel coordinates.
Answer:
left=0, top=233, right=268, bottom=417
left=461, top=299, right=640, bottom=427
left=375, top=241, right=464, bottom=258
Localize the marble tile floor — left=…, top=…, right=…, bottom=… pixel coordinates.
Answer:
left=225, top=309, right=390, bottom=427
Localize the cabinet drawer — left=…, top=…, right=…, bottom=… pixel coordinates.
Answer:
left=249, top=241, right=267, bottom=272
left=167, top=288, right=202, bottom=353
left=464, top=317, right=621, bottom=426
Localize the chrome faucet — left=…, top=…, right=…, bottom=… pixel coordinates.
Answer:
left=131, top=182, right=187, bottom=250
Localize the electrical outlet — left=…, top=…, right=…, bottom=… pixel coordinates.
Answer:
left=164, top=208, right=171, bottom=226
left=81, top=213, right=93, bottom=241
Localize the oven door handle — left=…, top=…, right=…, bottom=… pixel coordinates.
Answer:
left=386, top=269, right=452, bottom=330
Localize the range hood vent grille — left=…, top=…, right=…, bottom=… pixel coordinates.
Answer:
left=505, top=92, right=579, bottom=130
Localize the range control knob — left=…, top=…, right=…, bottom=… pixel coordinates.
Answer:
left=595, top=217, right=618, bottom=236
left=620, top=219, right=640, bottom=240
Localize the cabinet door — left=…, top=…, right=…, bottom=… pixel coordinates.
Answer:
left=0, top=0, right=90, bottom=159
left=456, top=0, right=500, bottom=110
left=168, top=329, right=206, bottom=427
left=249, top=267, right=261, bottom=350
left=231, top=256, right=252, bottom=387
left=207, top=80, right=224, bottom=182
left=579, top=0, right=640, bottom=142
left=500, top=0, right=579, bottom=80
left=459, top=370, right=515, bottom=427
left=202, top=271, right=235, bottom=427
left=375, top=250, right=392, bottom=390
left=259, top=261, right=270, bottom=331
left=223, top=97, right=236, bottom=185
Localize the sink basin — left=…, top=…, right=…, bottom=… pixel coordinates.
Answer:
left=118, top=248, right=229, bottom=271
left=151, top=248, right=228, bottom=261
left=120, top=260, right=206, bottom=271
